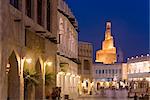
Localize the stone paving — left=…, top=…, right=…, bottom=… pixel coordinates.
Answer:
left=77, top=89, right=134, bottom=100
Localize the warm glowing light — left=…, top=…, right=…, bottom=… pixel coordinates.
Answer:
left=147, top=54, right=149, bottom=56
left=96, top=21, right=116, bottom=64
left=26, top=58, right=32, bottom=64
left=6, top=64, right=10, bottom=68
left=71, top=74, right=75, bottom=77
left=6, top=64, right=10, bottom=74
left=47, top=62, right=52, bottom=66
left=76, top=75, right=81, bottom=78
left=58, top=71, right=65, bottom=75
left=66, top=72, right=71, bottom=76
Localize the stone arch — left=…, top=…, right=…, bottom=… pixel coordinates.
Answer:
left=7, top=51, right=20, bottom=100
left=35, top=59, right=43, bottom=99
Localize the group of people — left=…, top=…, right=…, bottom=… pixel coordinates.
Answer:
left=51, top=87, right=61, bottom=100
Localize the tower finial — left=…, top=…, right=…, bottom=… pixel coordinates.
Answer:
left=106, top=21, right=111, bottom=30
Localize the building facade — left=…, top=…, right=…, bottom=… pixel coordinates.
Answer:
left=93, top=63, right=127, bottom=82
left=78, top=41, right=93, bottom=95
left=127, top=54, right=150, bottom=96
left=56, top=0, right=80, bottom=99
left=0, top=0, right=58, bottom=100
left=96, top=21, right=117, bottom=64
left=127, top=54, right=150, bottom=83
left=92, top=63, right=128, bottom=90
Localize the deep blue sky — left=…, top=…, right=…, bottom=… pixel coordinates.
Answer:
left=66, top=0, right=149, bottom=62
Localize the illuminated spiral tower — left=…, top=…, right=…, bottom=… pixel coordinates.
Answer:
left=96, top=21, right=117, bottom=64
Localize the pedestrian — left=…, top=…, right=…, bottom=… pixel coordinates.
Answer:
left=134, top=93, right=138, bottom=100
left=58, top=87, right=61, bottom=100
left=51, top=88, right=57, bottom=100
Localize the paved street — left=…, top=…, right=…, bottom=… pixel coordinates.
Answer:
left=77, top=89, right=134, bottom=100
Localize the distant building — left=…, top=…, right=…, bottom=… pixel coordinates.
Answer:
left=92, top=21, right=128, bottom=90
left=127, top=54, right=150, bottom=82
left=96, top=21, right=117, bottom=64
left=93, top=63, right=127, bottom=82
left=127, top=54, right=150, bottom=96
left=78, top=41, right=93, bottom=94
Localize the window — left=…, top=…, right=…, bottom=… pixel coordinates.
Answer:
left=119, top=69, right=122, bottom=74
left=96, top=70, right=98, bottom=74
left=99, top=70, right=101, bottom=74
left=10, top=0, right=19, bottom=9
left=112, top=69, right=114, bottom=74
left=26, top=0, right=32, bottom=17
left=109, top=69, right=111, bottom=74
left=37, top=0, right=42, bottom=25
left=105, top=70, right=107, bottom=74
left=102, top=70, right=104, bottom=74
left=115, top=69, right=118, bottom=74
left=47, top=0, right=51, bottom=31
left=83, top=60, right=90, bottom=70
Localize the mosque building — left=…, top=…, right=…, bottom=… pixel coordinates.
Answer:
left=95, top=21, right=117, bottom=64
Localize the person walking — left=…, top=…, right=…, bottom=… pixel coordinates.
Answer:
left=58, top=87, right=62, bottom=100
left=51, top=88, right=57, bottom=100
left=134, top=93, right=138, bottom=100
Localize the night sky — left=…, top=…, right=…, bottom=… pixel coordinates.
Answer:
left=66, top=0, right=149, bottom=62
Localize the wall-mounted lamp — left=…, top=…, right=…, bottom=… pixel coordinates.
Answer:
left=6, top=64, right=10, bottom=74
left=47, top=62, right=52, bottom=66
left=26, top=58, right=32, bottom=64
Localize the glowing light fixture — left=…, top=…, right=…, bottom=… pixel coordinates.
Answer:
left=47, top=62, right=52, bottom=66
left=26, top=58, right=32, bottom=64
left=6, top=64, right=10, bottom=74
left=147, top=54, right=149, bottom=56
left=66, top=72, right=71, bottom=76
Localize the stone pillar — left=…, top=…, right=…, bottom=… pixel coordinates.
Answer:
left=65, top=74, right=70, bottom=94
left=88, top=80, right=91, bottom=94
left=20, top=58, right=25, bottom=100
left=60, top=73, right=65, bottom=97
left=69, top=76, right=73, bottom=96
left=57, top=74, right=61, bottom=87
left=0, top=0, right=2, bottom=98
